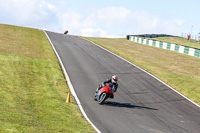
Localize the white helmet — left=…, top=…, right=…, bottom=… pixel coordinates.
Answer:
left=112, top=75, right=118, bottom=83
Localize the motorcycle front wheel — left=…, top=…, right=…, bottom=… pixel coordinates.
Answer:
left=98, top=93, right=108, bottom=104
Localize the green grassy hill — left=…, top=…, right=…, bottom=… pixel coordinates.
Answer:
left=83, top=37, right=200, bottom=106
left=0, top=24, right=95, bottom=133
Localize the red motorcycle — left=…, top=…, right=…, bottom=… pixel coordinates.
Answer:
left=64, top=30, right=68, bottom=34
left=94, top=83, right=115, bottom=104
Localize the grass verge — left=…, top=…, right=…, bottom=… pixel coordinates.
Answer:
left=0, top=24, right=95, bottom=133
left=83, top=37, right=200, bottom=105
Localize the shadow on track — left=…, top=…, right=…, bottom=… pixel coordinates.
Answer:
left=104, top=101, right=158, bottom=110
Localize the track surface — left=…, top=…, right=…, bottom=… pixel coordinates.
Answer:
left=46, top=31, right=200, bottom=133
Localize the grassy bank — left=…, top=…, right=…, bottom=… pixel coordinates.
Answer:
left=0, top=24, right=95, bottom=132
left=83, top=37, right=200, bottom=105
left=146, top=37, right=200, bottom=49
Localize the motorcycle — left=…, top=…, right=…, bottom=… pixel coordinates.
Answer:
left=64, top=30, right=68, bottom=34
left=94, top=83, right=115, bottom=104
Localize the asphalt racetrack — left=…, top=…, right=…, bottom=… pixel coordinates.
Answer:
left=45, top=31, right=200, bottom=133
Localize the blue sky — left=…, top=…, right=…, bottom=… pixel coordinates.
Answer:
left=0, top=0, right=199, bottom=38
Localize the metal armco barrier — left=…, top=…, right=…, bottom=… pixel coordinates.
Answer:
left=127, top=35, right=200, bottom=58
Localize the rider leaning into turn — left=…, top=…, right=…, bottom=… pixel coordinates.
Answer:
left=95, top=75, right=118, bottom=100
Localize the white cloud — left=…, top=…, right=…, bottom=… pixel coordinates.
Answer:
left=57, top=6, right=132, bottom=37
left=47, top=3, right=56, bottom=11
left=59, top=10, right=83, bottom=29
left=0, top=0, right=60, bottom=29
left=122, top=11, right=186, bottom=36
left=80, top=28, right=107, bottom=37
left=96, top=7, right=131, bottom=27
left=0, top=1, right=188, bottom=37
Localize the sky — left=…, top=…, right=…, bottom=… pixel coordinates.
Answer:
left=0, top=0, right=200, bottom=38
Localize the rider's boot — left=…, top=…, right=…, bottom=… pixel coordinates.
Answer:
left=94, top=95, right=97, bottom=101
left=94, top=88, right=98, bottom=101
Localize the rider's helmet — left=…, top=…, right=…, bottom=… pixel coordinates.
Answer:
left=111, top=75, right=118, bottom=83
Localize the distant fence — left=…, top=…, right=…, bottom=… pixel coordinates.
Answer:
left=127, top=34, right=177, bottom=40
left=127, top=35, right=200, bottom=58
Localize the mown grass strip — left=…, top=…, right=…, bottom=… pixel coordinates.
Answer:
left=0, top=24, right=95, bottom=133
left=82, top=37, right=200, bottom=105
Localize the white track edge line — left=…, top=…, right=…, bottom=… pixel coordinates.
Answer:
left=81, top=37, right=200, bottom=108
left=44, top=31, right=101, bottom=133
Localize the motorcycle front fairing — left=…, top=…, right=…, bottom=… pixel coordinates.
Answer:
left=97, top=83, right=114, bottom=101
